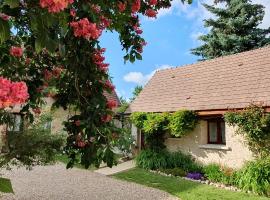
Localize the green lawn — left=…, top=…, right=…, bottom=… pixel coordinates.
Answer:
left=113, top=168, right=269, bottom=200
left=0, top=177, right=13, bottom=193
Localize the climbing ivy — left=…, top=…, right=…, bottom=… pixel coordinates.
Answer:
left=168, top=110, right=198, bottom=137
left=130, top=110, right=198, bottom=150
left=224, top=105, right=270, bottom=157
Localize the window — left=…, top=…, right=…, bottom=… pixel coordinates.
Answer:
left=7, top=114, right=24, bottom=133
left=44, top=121, right=52, bottom=132
left=207, top=119, right=226, bottom=144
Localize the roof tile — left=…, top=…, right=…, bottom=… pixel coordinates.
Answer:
left=128, top=46, right=270, bottom=113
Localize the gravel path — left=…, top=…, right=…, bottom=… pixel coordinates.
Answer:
left=0, top=164, right=178, bottom=200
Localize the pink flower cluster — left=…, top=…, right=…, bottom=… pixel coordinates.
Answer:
left=104, top=80, right=115, bottom=91
left=101, top=114, right=112, bottom=123
left=44, top=67, right=63, bottom=81
left=0, top=77, right=29, bottom=108
left=40, top=0, right=74, bottom=13
left=0, top=13, right=10, bottom=21
left=145, top=9, right=157, bottom=18
left=92, top=48, right=109, bottom=72
left=70, top=18, right=102, bottom=40
left=10, top=46, right=23, bottom=57
left=132, top=0, right=141, bottom=13
left=106, top=100, right=118, bottom=109
left=118, top=2, right=126, bottom=12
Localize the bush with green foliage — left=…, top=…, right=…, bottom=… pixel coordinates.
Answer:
left=203, top=164, right=236, bottom=185
left=168, top=110, right=198, bottom=137
left=160, top=168, right=187, bottom=177
left=136, top=149, right=169, bottom=170
left=224, top=105, right=270, bottom=157
left=136, top=149, right=202, bottom=173
left=203, top=164, right=223, bottom=182
left=167, top=151, right=202, bottom=172
left=0, top=114, right=65, bottom=168
left=236, top=157, right=270, bottom=196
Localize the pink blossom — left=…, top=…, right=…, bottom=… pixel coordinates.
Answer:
left=0, top=77, right=29, bottom=108
left=99, top=16, right=111, bottom=29
left=70, top=18, right=102, bottom=40
left=149, top=0, right=158, bottom=6
left=91, top=4, right=101, bottom=13
left=101, top=115, right=112, bottom=123
left=10, top=46, right=23, bottom=57
left=104, top=80, right=115, bottom=91
left=132, top=0, right=141, bottom=13
left=70, top=9, right=76, bottom=17
left=92, top=48, right=109, bottom=72
left=106, top=100, right=118, bottom=109
left=0, top=13, right=10, bottom=21
left=145, top=9, right=157, bottom=18
left=44, top=69, right=53, bottom=81
left=118, top=2, right=126, bottom=12
left=40, top=0, right=74, bottom=13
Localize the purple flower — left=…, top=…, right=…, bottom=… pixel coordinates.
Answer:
left=186, top=172, right=203, bottom=180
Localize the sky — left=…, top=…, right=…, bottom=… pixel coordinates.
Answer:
left=100, top=0, right=270, bottom=100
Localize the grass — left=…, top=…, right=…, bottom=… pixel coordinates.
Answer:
left=113, top=168, right=269, bottom=200
left=0, top=177, right=13, bottom=193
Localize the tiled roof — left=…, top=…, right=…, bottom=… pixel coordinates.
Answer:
left=128, top=46, right=270, bottom=113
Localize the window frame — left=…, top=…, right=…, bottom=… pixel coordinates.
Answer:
left=207, top=118, right=226, bottom=145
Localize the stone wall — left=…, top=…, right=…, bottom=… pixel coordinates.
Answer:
left=165, top=120, right=253, bottom=169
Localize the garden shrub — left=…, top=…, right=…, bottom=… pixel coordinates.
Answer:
left=236, top=157, right=270, bottom=196
left=168, top=110, right=198, bottom=137
left=203, top=164, right=224, bottom=182
left=167, top=151, right=202, bottom=172
left=136, top=149, right=202, bottom=173
left=161, top=168, right=187, bottom=177
left=136, top=149, right=169, bottom=170
left=203, top=164, right=236, bottom=185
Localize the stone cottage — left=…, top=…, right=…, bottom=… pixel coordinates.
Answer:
left=127, top=46, right=270, bottom=168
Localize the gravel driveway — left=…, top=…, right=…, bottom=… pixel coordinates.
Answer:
left=0, top=164, right=178, bottom=200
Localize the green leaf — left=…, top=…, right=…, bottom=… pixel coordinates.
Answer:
left=35, top=33, right=57, bottom=53
left=130, top=55, right=135, bottom=63
left=135, top=53, right=142, bottom=60
left=4, top=0, right=20, bottom=8
left=103, top=147, right=115, bottom=168
left=0, top=178, right=13, bottom=193
left=0, top=19, right=10, bottom=44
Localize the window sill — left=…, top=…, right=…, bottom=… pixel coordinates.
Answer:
left=199, top=144, right=231, bottom=151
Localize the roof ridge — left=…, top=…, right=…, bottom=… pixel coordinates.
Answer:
left=157, top=45, right=270, bottom=73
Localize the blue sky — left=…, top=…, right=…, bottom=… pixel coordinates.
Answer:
left=100, top=0, right=270, bottom=99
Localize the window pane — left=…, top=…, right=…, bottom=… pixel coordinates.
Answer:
left=209, top=122, right=217, bottom=143
left=44, top=121, right=52, bottom=130
left=221, top=121, right=226, bottom=144
left=7, top=114, right=22, bottom=132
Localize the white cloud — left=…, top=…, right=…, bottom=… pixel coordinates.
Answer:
left=123, top=64, right=173, bottom=85
left=252, top=0, right=270, bottom=29
left=123, top=72, right=150, bottom=85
